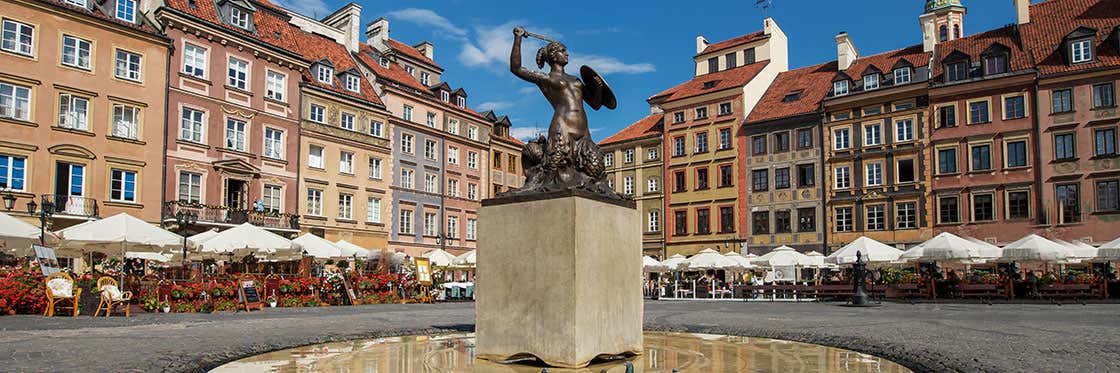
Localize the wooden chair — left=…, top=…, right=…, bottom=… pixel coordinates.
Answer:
left=43, top=272, right=82, bottom=317
left=94, top=277, right=132, bottom=317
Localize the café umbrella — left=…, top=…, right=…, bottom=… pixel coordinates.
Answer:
left=0, top=210, right=59, bottom=255
left=55, top=213, right=183, bottom=283
left=913, top=232, right=981, bottom=262
left=292, top=233, right=344, bottom=259
left=334, top=240, right=371, bottom=258
left=660, top=254, right=689, bottom=271
left=193, top=222, right=299, bottom=260
left=422, top=248, right=456, bottom=267
left=1097, top=236, right=1120, bottom=260
left=643, top=256, right=669, bottom=272
left=1000, top=234, right=1068, bottom=262
left=454, top=250, right=477, bottom=266
left=686, top=248, right=741, bottom=271
left=723, top=252, right=756, bottom=269
left=826, top=236, right=903, bottom=265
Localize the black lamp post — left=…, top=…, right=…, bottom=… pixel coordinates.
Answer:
left=174, top=210, right=198, bottom=266
left=26, top=199, right=55, bottom=245
left=2, top=191, right=16, bottom=210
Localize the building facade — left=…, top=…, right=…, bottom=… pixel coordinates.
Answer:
left=484, top=112, right=524, bottom=195
left=0, top=0, right=169, bottom=231
left=600, top=113, right=665, bottom=258
left=650, top=18, right=788, bottom=257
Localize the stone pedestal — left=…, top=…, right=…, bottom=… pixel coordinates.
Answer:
left=476, top=191, right=642, bottom=368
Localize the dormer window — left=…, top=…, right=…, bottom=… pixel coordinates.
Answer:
left=702, top=81, right=717, bottom=89
left=782, top=91, right=802, bottom=102
left=316, top=65, right=333, bottom=85
left=345, top=75, right=360, bottom=93
left=420, top=72, right=430, bottom=86
left=115, top=0, right=137, bottom=23
left=230, top=7, right=250, bottom=30
left=983, top=54, right=1007, bottom=75
left=1071, top=39, right=1093, bottom=63
left=456, top=96, right=465, bottom=107
left=440, top=91, right=449, bottom=102
left=64, top=0, right=87, bottom=7
left=404, top=65, right=414, bottom=75
left=863, top=74, right=879, bottom=91
left=379, top=57, right=389, bottom=68
left=945, top=61, right=968, bottom=82
left=893, top=67, right=911, bottom=85
left=833, top=80, right=849, bottom=96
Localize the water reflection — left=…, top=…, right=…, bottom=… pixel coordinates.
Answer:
left=212, top=332, right=910, bottom=373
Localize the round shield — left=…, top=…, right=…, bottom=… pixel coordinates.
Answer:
left=580, top=65, right=617, bottom=110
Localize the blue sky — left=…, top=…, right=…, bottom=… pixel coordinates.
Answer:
left=275, top=0, right=1038, bottom=141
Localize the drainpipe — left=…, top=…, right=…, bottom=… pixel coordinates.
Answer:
left=294, top=85, right=305, bottom=235
left=440, top=129, right=447, bottom=253
left=1031, top=78, right=1044, bottom=227
left=818, top=111, right=828, bottom=255
left=160, top=39, right=173, bottom=227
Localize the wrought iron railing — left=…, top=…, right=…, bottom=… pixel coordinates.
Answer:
left=162, top=200, right=299, bottom=230
left=41, top=194, right=98, bottom=218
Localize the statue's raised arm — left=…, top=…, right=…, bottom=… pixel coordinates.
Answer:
left=510, top=27, right=547, bottom=84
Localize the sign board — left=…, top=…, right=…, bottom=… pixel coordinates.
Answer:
left=339, top=275, right=356, bottom=306
left=237, top=276, right=263, bottom=311
left=416, top=257, right=432, bottom=285
left=33, top=245, right=61, bottom=276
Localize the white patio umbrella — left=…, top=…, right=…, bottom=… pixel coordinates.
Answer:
left=723, top=252, right=756, bottom=269
left=1054, top=239, right=1098, bottom=262
left=914, top=232, right=981, bottom=261
left=964, top=237, right=1004, bottom=261
left=292, top=233, right=344, bottom=259
left=642, top=255, right=669, bottom=273
left=186, top=229, right=219, bottom=249
left=803, top=251, right=826, bottom=268
left=334, top=240, right=371, bottom=258
left=193, top=222, right=299, bottom=260
left=453, top=250, right=477, bottom=266
left=826, top=237, right=903, bottom=265
left=898, top=244, right=926, bottom=262
left=660, top=254, right=689, bottom=271
left=751, top=246, right=812, bottom=267
left=1098, top=236, right=1120, bottom=260
left=125, top=251, right=172, bottom=263
left=55, top=213, right=182, bottom=256
left=422, top=248, right=456, bottom=267
left=0, top=210, right=58, bottom=255
left=686, top=248, right=742, bottom=271
left=1001, top=234, right=1067, bottom=262
left=390, top=251, right=408, bottom=266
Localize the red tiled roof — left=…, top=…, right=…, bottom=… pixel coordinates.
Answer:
left=356, top=43, right=431, bottom=92
left=599, top=114, right=664, bottom=146
left=164, top=0, right=304, bottom=55
left=387, top=38, right=440, bottom=69
left=699, top=31, right=767, bottom=56
left=842, top=44, right=931, bottom=79
left=288, top=32, right=383, bottom=106
left=34, top=0, right=158, bottom=34
left=495, top=135, right=525, bottom=146
left=746, top=61, right=838, bottom=123
left=932, top=25, right=1032, bottom=80
left=649, top=60, right=771, bottom=103
left=1021, top=0, right=1120, bottom=76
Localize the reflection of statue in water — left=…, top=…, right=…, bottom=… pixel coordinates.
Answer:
left=500, top=26, right=623, bottom=199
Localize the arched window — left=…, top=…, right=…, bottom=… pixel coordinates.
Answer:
left=953, top=24, right=961, bottom=39
left=939, top=25, right=948, bottom=42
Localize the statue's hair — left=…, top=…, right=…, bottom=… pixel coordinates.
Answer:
left=535, top=41, right=566, bottom=69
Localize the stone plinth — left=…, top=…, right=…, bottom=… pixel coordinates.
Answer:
left=476, top=191, right=642, bottom=368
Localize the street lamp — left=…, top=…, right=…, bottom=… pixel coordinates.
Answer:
left=174, top=210, right=198, bottom=266
left=2, top=192, right=15, bottom=210
left=26, top=199, right=54, bottom=245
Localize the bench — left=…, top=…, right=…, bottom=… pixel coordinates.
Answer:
left=959, top=283, right=1007, bottom=304
left=886, top=283, right=931, bottom=301
left=810, top=284, right=853, bottom=301
left=1039, top=284, right=1099, bottom=304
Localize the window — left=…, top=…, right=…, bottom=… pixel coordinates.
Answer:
left=398, top=210, right=412, bottom=234
left=0, top=154, right=26, bottom=191
left=1094, top=83, right=1116, bottom=108
left=775, top=167, right=790, bottom=189
left=61, top=35, right=91, bottom=69
left=752, top=211, right=769, bottom=234
left=178, top=171, right=202, bottom=203
left=418, top=71, right=430, bottom=86
left=796, top=164, right=814, bottom=187
left=112, top=104, right=139, bottom=140
left=971, top=144, right=992, bottom=171
left=603, top=153, right=613, bottom=167
left=896, top=202, right=917, bottom=229
left=863, top=106, right=881, bottom=116
left=424, top=140, right=437, bottom=160
left=400, top=169, right=414, bottom=189
left=304, top=188, right=323, bottom=216
left=447, top=147, right=459, bottom=165
left=969, top=101, right=990, bottom=124
left=447, top=179, right=459, bottom=197
left=897, top=159, right=915, bottom=183
left=225, top=57, right=249, bottom=91
left=866, top=162, right=883, bottom=186
left=339, top=151, right=354, bottom=174
left=866, top=205, right=885, bottom=230
left=1098, top=180, right=1120, bottom=212
left=468, top=152, right=478, bottom=169
left=1008, top=191, right=1030, bottom=219
left=624, top=148, right=634, bottom=163
left=939, top=25, right=948, bottom=42
left=623, top=176, right=634, bottom=195
left=1096, top=128, right=1117, bottom=156
left=895, top=119, right=913, bottom=142
left=708, top=57, right=718, bottom=73
left=673, top=136, right=685, bottom=157
left=767, top=210, right=788, bottom=233
left=695, top=107, right=707, bottom=119
left=864, top=124, right=882, bottom=146
left=309, top=104, right=325, bottom=123
left=648, top=177, right=659, bottom=192
left=467, top=183, right=478, bottom=200
left=648, top=210, right=660, bottom=232
left=647, top=147, right=659, bottom=160
left=936, top=196, right=959, bottom=224
left=972, top=193, right=994, bottom=222
left=224, top=118, right=246, bottom=151
left=983, top=54, right=1007, bottom=75
left=468, top=125, right=479, bottom=141
left=751, top=169, right=768, bottom=191
left=696, top=168, right=709, bottom=190
left=0, top=82, right=30, bottom=121
left=797, top=128, right=813, bottom=149
left=311, top=65, right=331, bottom=84
left=673, top=112, right=684, bottom=123
left=744, top=48, right=756, bottom=64
left=718, top=128, right=732, bottom=150
left=370, top=120, right=384, bottom=137
left=938, top=105, right=957, bottom=128
left=1, top=20, right=35, bottom=56
left=1004, top=95, right=1025, bottom=119
left=673, top=171, right=686, bottom=192
left=893, top=67, right=911, bottom=85
left=456, top=96, right=465, bottom=107
left=57, top=94, right=89, bottom=130
left=718, top=165, right=733, bottom=187
left=467, top=218, right=478, bottom=240
left=421, top=212, right=435, bottom=236
left=229, top=7, right=251, bottom=29
left=797, top=208, right=815, bottom=232
left=447, top=119, right=459, bottom=135
left=695, top=132, right=708, bottom=153
left=1052, top=89, right=1073, bottom=113
left=938, top=148, right=958, bottom=174
left=1055, top=133, right=1076, bottom=160
left=426, top=112, right=436, bottom=127
left=719, top=102, right=732, bottom=116
left=424, top=173, right=437, bottom=193
left=367, top=197, right=382, bottom=223
left=332, top=193, right=351, bottom=219
left=114, top=49, right=142, bottom=81
left=833, top=80, right=849, bottom=96
left=834, top=166, right=850, bottom=189
left=400, top=134, right=414, bottom=153
left=446, top=216, right=458, bottom=238
left=674, top=211, right=687, bottom=236
left=833, top=128, right=850, bottom=150
left=340, top=112, right=355, bottom=131
left=179, top=43, right=209, bottom=79
left=115, top=0, right=137, bottom=22
left=308, top=145, right=324, bottom=168
left=1071, top=39, right=1092, bottom=63
left=752, top=136, right=766, bottom=155
left=1007, top=140, right=1028, bottom=167
left=402, top=105, right=413, bottom=121
left=261, top=184, right=281, bottom=213
left=266, top=70, right=285, bottom=101
left=725, top=53, right=737, bottom=68
left=369, top=157, right=382, bottom=179
left=863, top=74, right=879, bottom=90
left=774, top=132, right=790, bottom=152
left=109, top=169, right=137, bottom=203
left=946, top=62, right=968, bottom=82
left=835, top=207, right=853, bottom=232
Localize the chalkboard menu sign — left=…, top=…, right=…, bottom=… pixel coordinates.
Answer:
left=238, top=276, right=263, bottom=311
left=340, top=276, right=357, bottom=306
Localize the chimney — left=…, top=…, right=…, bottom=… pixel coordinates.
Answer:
left=1013, top=0, right=1030, bottom=25
left=366, top=17, right=389, bottom=47
left=414, top=41, right=435, bottom=60
left=696, top=36, right=709, bottom=54
left=322, top=3, right=362, bottom=53
left=835, top=32, right=858, bottom=71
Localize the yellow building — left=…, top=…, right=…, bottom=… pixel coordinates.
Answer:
left=600, top=113, right=665, bottom=258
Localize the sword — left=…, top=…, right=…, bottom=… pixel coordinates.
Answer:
left=518, top=27, right=557, bottom=43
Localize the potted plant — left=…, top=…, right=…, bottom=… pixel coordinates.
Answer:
left=160, top=301, right=171, bottom=313
left=266, top=295, right=277, bottom=308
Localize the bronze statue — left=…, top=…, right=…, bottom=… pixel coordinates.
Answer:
left=499, top=26, right=623, bottom=199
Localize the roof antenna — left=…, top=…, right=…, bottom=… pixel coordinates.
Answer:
left=755, top=0, right=773, bottom=18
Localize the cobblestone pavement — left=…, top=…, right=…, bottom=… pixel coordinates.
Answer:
left=1, top=301, right=1117, bottom=372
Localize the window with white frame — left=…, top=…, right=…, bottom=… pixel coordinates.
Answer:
left=400, top=169, right=414, bottom=189
left=456, top=96, right=465, bottom=107
left=308, top=104, right=325, bottom=123
left=368, top=157, right=382, bottom=179
left=1, top=20, right=35, bottom=56
left=467, top=183, right=478, bottom=200
left=112, top=104, right=139, bottom=139
left=0, top=154, right=27, bottom=191
left=61, top=35, right=91, bottom=69
left=424, top=140, right=437, bottom=160
left=895, top=119, right=913, bottom=142
left=379, top=56, right=389, bottom=68
left=0, top=82, right=30, bottom=121
left=314, top=65, right=332, bottom=85
left=115, top=0, right=137, bottom=22
left=440, top=90, right=449, bottom=102
left=647, top=210, right=660, bottom=232
left=404, top=65, right=414, bottom=75
left=865, top=204, right=886, bottom=230
left=398, top=209, right=412, bottom=234
left=109, top=169, right=136, bottom=202
left=266, top=70, right=285, bottom=101
left=893, top=67, right=911, bottom=85
left=306, top=188, right=322, bottom=216
left=466, top=218, right=478, bottom=240
left=423, top=212, right=437, bottom=236
left=340, top=112, right=355, bottom=131
left=338, top=193, right=353, bottom=219
left=401, top=134, right=413, bottom=153
left=835, top=207, right=853, bottom=232
left=424, top=173, right=437, bottom=193
left=114, top=49, right=142, bottom=81
left=229, top=7, right=250, bottom=29
left=179, top=107, right=204, bottom=142
left=178, top=171, right=201, bottom=203
left=468, top=125, right=479, bottom=141
left=420, top=72, right=430, bottom=86
left=834, top=166, right=851, bottom=189
left=447, top=178, right=459, bottom=197
left=468, top=151, right=478, bottom=169
left=648, top=177, right=659, bottom=192
left=623, top=176, right=634, bottom=195
left=345, top=75, right=360, bottom=93
left=447, top=146, right=459, bottom=164
left=447, top=119, right=459, bottom=135
left=225, top=118, right=246, bottom=151
left=369, top=120, right=383, bottom=137
left=863, top=74, right=879, bottom=90
left=57, top=93, right=89, bottom=130
left=1071, top=39, right=1092, bottom=63
left=263, top=128, right=282, bottom=159
left=339, top=151, right=354, bottom=174
left=262, top=184, right=281, bottom=213
left=227, top=57, right=248, bottom=90
left=896, top=202, right=917, bottom=229
left=426, top=112, right=436, bottom=127
left=182, top=43, right=206, bottom=77
left=446, top=216, right=458, bottom=238
left=603, top=153, right=613, bottom=167
left=648, top=147, right=659, bottom=160
left=366, top=197, right=381, bottom=223
left=864, top=123, right=882, bottom=146
left=833, top=80, right=849, bottom=96
left=624, top=148, right=634, bottom=163
left=866, top=162, right=883, bottom=186
left=308, top=145, right=324, bottom=168
left=833, top=128, right=850, bottom=150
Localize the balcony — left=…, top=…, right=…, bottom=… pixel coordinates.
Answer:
left=41, top=194, right=99, bottom=219
left=162, top=200, right=299, bottom=232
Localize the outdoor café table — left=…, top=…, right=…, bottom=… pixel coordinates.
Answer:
left=1038, top=283, right=1098, bottom=302
left=958, top=283, right=1008, bottom=303
left=886, top=283, right=930, bottom=299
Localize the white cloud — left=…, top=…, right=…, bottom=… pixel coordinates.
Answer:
left=571, top=55, right=656, bottom=75
left=517, top=86, right=538, bottom=95
left=458, top=22, right=653, bottom=75
left=387, top=8, right=467, bottom=39
left=477, top=101, right=514, bottom=111
left=510, top=126, right=548, bottom=141
left=273, top=0, right=328, bottom=18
